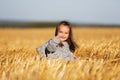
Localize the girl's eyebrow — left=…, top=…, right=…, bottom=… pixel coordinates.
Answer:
left=65, top=32, right=68, bottom=33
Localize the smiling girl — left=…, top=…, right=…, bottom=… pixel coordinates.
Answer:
left=36, top=21, right=78, bottom=61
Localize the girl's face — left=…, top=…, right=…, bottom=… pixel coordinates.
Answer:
left=57, top=24, right=70, bottom=41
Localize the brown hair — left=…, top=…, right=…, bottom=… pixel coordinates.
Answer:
left=55, top=21, right=77, bottom=52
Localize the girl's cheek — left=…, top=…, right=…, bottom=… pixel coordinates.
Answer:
left=57, top=33, right=60, bottom=36
left=67, top=35, right=69, bottom=39
left=58, top=33, right=62, bottom=36
left=66, top=34, right=69, bottom=37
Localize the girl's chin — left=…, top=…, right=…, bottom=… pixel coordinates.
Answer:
left=60, top=39, right=67, bottom=41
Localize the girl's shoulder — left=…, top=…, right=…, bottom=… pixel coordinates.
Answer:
left=39, top=37, right=56, bottom=45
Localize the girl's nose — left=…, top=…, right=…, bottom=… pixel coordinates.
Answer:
left=62, top=33, right=65, bottom=36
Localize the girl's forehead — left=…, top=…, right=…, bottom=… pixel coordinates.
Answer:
left=58, top=25, right=70, bottom=29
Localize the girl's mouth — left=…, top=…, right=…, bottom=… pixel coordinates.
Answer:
left=61, top=37, right=66, bottom=39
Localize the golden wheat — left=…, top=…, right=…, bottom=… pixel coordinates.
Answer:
left=0, top=27, right=120, bottom=80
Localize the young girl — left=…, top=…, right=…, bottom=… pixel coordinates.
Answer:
left=36, top=21, right=78, bottom=61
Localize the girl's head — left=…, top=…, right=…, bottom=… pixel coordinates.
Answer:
left=55, top=21, right=70, bottom=41
left=55, top=21, right=77, bottom=52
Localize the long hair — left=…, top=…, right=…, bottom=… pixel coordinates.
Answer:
left=55, top=21, right=77, bottom=52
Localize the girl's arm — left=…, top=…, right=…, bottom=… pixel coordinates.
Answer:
left=36, top=42, right=48, bottom=58
left=46, top=37, right=60, bottom=53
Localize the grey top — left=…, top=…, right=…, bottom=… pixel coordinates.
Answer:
left=36, top=36, right=77, bottom=61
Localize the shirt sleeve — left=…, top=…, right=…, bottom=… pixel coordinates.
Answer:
left=36, top=42, right=48, bottom=58
left=46, top=36, right=60, bottom=52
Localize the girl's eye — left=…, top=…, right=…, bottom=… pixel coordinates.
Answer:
left=65, top=32, right=68, bottom=34
left=59, top=31, right=62, bottom=33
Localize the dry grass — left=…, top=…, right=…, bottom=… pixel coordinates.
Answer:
left=0, top=27, right=120, bottom=80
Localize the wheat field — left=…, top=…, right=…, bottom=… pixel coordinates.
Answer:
left=0, top=27, right=120, bottom=80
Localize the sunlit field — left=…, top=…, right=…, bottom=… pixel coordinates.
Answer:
left=0, top=27, right=120, bottom=80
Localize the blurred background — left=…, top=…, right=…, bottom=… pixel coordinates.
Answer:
left=0, top=0, right=120, bottom=28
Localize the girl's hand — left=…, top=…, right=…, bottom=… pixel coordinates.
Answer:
left=56, top=35, right=64, bottom=47
left=56, top=35, right=63, bottom=42
left=56, top=35, right=66, bottom=42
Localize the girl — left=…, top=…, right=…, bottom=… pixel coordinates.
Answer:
left=36, top=21, right=78, bottom=61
